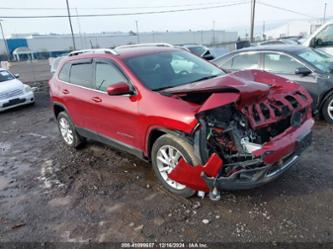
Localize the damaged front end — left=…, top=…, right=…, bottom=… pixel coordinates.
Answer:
left=166, top=70, right=314, bottom=199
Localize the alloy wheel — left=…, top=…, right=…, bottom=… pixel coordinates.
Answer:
left=156, top=145, right=186, bottom=190
left=59, top=117, right=74, bottom=145
left=328, top=99, right=333, bottom=121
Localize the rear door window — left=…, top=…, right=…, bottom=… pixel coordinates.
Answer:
left=231, top=53, right=260, bottom=70
left=263, top=53, right=302, bottom=74
left=69, top=60, right=93, bottom=88
left=95, top=62, right=128, bottom=92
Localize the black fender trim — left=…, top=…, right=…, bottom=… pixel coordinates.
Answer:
left=146, top=128, right=193, bottom=160
left=52, top=101, right=70, bottom=117
left=319, top=89, right=333, bottom=113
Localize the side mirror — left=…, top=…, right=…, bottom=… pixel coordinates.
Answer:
left=202, top=53, right=215, bottom=60
left=14, top=73, right=20, bottom=78
left=295, top=67, right=312, bottom=76
left=106, top=82, right=132, bottom=96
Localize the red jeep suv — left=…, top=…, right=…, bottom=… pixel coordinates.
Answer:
left=49, top=45, right=314, bottom=200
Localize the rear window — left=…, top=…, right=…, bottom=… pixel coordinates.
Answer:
left=69, top=62, right=93, bottom=88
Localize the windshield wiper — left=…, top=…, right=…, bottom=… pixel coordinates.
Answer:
left=189, top=74, right=221, bottom=83
left=153, top=86, right=174, bottom=91
left=153, top=74, right=222, bottom=92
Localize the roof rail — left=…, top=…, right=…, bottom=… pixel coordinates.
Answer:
left=68, top=48, right=118, bottom=56
left=115, top=43, right=174, bottom=50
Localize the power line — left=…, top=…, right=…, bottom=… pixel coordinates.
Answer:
left=0, top=1, right=249, bottom=19
left=257, top=1, right=317, bottom=19
left=0, top=1, right=247, bottom=11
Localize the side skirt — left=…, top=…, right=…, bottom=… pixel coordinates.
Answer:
left=76, top=127, right=146, bottom=161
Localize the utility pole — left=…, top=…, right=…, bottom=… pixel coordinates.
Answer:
left=75, top=8, right=84, bottom=49
left=66, top=0, right=76, bottom=50
left=323, top=3, right=327, bottom=24
left=262, top=21, right=266, bottom=41
left=250, top=0, right=256, bottom=43
left=135, top=20, right=140, bottom=43
left=0, top=20, right=10, bottom=61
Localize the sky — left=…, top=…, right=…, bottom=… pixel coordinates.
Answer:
left=0, top=0, right=331, bottom=37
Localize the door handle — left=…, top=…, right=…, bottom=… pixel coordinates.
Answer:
left=91, top=96, right=102, bottom=103
left=62, top=89, right=70, bottom=94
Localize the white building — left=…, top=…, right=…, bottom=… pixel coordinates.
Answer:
left=0, top=30, right=238, bottom=60
left=265, top=20, right=321, bottom=39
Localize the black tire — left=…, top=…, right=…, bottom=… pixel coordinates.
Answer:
left=322, top=95, right=333, bottom=124
left=57, top=112, right=86, bottom=148
left=151, top=134, right=201, bottom=198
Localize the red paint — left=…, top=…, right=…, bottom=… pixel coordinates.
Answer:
left=252, top=118, right=314, bottom=164
left=106, top=82, right=131, bottom=96
left=167, top=153, right=223, bottom=192
left=165, top=69, right=313, bottom=129
left=197, top=92, right=239, bottom=113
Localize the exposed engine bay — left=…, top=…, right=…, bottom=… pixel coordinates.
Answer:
left=196, top=101, right=306, bottom=179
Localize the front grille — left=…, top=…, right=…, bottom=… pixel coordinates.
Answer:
left=0, top=89, right=24, bottom=100
left=242, top=90, right=310, bottom=129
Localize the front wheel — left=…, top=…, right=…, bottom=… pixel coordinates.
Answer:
left=322, top=95, right=333, bottom=124
left=151, top=134, right=200, bottom=198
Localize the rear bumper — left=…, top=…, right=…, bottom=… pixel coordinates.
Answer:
left=168, top=119, right=314, bottom=192
left=0, top=91, right=35, bottom=112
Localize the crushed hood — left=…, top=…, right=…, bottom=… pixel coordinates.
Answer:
left=164, top=70, right=313, bottom=129
left=163, top=70, right=273, bottom=102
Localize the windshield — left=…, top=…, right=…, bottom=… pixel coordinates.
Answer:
left=124, top=50, right=223, bottom=91
left=297, top=48, right=333, bottom=73
left=0, top=70, right=15, bottom=82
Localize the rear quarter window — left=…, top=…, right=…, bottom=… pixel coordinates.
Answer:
left=58, top=63, right=70, bottom=82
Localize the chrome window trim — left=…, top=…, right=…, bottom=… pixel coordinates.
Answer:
left=223, top=50, right=314, bottom=75
left=56, top=58, right=137, bottom=96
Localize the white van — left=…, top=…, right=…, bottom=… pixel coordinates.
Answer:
left=304, top=21, right=333, bottom=55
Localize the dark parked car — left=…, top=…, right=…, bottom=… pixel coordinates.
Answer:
left=179, top=44, right=215, bottom=60
left=259, top=39, right=299, bottom=46
left=213, top=45, right=333, bottom=123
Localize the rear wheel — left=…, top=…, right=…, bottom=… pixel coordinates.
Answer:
left=322, top=95, right=333, bottom=124
left=57, top=112, right=86, bottom=148
left=151, top=134, right=200, bottom=198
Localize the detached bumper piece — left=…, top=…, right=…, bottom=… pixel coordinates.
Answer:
left=168, top=119, right=313, bottom=200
